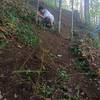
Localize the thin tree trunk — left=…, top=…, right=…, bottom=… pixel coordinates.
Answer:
left=99, top=16, right=100, bottom=25
left=58, top=0, right=62, bottom=33
left=55, top=0, right=57, bottom=7
left=84, top=0, right=90, bottom=24
left=71, top=0, right=74, bottom=40
left=80, top=0, right=84, bottom=21
left=36, top=0, right=39, bottom=24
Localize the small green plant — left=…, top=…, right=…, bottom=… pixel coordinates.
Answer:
left=70, top=46, right=82, bottom=56
left=0, top=39, right=8, bottom=49
left=39, top=84, right=54, bottom=98
left=76, top=58, right=97, bottom=77
left=7, top=14, right=17, bottom=30
left=57, top=68, right=69, bottom=81
left=13, top=69, right=47, bottom=81
left=22, top=70, right=35, bottom=80
left=7, top=5, right=18, bottom=15
left=76, top=58, right=90, bottom=72
left=60, top=92, right=76, bottom=100
left=16, top=23, right=33, bottom=34
left=87, top=70, right=97, bottom=77
left=94, top=39, right=100, bottom=47
left=4, top=6, right=18, bottom=23
left=19, top=33, right=39, bottom=46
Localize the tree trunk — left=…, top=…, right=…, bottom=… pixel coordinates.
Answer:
left=80, top=0, right=84, bottom=21
left=36, top=0, right=39, bottom=24
left=84, top=0, right=90, bottom=24
left=58, top=0, right=62, bottom=33
left=71, top=0, right=74, bottom=40
left=55, top=0, right=57, bottom=7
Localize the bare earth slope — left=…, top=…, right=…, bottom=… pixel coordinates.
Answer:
left=0, top=0, right=100, bottom=100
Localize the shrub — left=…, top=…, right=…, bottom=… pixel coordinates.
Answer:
left=16, top=23, right=39, bottom=46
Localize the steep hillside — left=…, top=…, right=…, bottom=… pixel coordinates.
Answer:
left=0, top=0, right=100, bottom=100
left=32, top=0, right=83, bottom=38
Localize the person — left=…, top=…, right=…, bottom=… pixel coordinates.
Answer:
left=37, top=6, right=54, bottom=28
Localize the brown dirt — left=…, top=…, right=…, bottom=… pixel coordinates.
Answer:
left=0, top=23, right=100, bottom=100
left=0, top=0, right=100, bottom=100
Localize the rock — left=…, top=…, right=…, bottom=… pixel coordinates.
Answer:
left=3, top=98, right=7, bottom=100
left=14, top=93, right=18, bottom=98
left=0, top=91, right=5, bottom=100
left=97, top=68, right=100, bottom=76
left=0, top=74, right=4, bottom=77
left=57, top=54, right=62, bottom=57
left=17, top=45, right=22, bottom=48
left=0, top=94, right=3, bottom=99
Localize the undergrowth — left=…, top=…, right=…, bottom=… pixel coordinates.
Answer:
left=0, top=39, right=9, bottom=49
left=0, top=1, right=39, bottom=47
left=16, top=23, right=39, bottom=46
left=70, top=42, right=97, bottom=78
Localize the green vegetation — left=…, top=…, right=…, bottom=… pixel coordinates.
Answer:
left=13, top=69, right=47, bottom=81
left=43, top=0, right=57, bottom=8
left=0, top=2, right=38, bottom=47
left=61, top=95, right=75, bottom=100
left=76, top=58, right=89, bottom=71
left=94, top=39, right=100, bottom=47
left=70, top=46, right=82, bottom=56
left=16, top=23, right=39, bottom=46
left=75, top=58, right=97, bottom=77
left=0, top=39, right=9, bottom=49
left=19, top=33, right=39, bottom=46
left=57, top=68, right=69, bottom=81
left=38, top=84, right=54, bottom=98
left=19, top=11, right=36, bottom=21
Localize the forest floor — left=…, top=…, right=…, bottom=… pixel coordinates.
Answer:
left=0, top=0, right=100, bottom=100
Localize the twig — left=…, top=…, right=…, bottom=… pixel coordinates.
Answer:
left=21, top=52, right=33, bottom=68
left=12, top=70, right=47, bottom=74
left=68, top=72, right=90, bottom=78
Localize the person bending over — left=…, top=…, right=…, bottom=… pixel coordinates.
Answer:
left=37, top=6, right=54, bottom=28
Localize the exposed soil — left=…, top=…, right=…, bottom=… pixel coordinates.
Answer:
left=0, top=0, right=100, bottom=100
left=0, top=23, right=100, bottom=100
